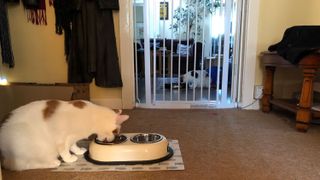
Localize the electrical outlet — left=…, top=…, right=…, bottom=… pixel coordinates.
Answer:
left=254, top=85, right=263, bottom=99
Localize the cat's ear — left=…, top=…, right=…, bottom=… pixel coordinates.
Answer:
left=116, top=115, right=129, bottom=125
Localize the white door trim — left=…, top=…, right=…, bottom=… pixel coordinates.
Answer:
left=239, top=0, right=261, bottom=109
left=119, top=0, right=135, bottom=109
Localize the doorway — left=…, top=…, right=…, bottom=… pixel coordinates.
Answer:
left=133, top=0, right=244, bottom=108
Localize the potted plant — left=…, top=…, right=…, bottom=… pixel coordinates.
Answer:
left=170, top=0, right=221, bottom=40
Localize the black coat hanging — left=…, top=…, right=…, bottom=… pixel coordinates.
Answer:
left=6, top=0, right=20, bottom=3
left=268, top=26, right=320, bottom=64
left=68, top=0, right=123, bottom=88
left=22, top=0, right=40, bottom=8
left=0, top=0, right=15, bottom=68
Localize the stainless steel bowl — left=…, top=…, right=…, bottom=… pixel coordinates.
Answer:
left=130, top=133, right=163, bottom=144
left=95, top=134, right=127, bottom=145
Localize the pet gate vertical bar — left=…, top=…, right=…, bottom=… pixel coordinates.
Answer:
left=170, top=0, right=174, bottom=101
left=200, top=0, right=206, bottom=100
left=216, top=5, right=223, bottom=103
left=143, top=0, right=152, bottom=105
left=208, top=0, right=215, bottom=102
left=221, top=0, right=232, bottom=104
left=177, top=0, right=183, bottom=101
left=185, top=0, right=191, bottom=101
left=192, top=0, right=199, bottom=101
left=133, top=1, right=141, bottom=103
left=162, top=0, right=166, bottom=101
left=208, top=56, right=213, bottom=101
left=153, top=0, right=157, bottom=104
left=170, top=42, right=173, bottom=101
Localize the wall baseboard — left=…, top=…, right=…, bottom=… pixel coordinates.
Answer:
left=90, top=98, right=123, bottom=109
left=239, top=100, right=260, bottom=110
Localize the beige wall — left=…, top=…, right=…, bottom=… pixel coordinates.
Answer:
left=4, top=0, right=320, bottom=107
left=256, top=0, right=320, bottom=98
left=0, top=2, right=122, bottom=106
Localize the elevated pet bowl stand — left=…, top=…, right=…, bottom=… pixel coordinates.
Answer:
left=84, top=133, right=174, bottom=165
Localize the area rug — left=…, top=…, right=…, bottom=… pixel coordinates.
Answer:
left=52, top=140, right=184, bottom=172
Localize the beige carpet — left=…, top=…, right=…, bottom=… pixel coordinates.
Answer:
left=3, top=109, right=320, bottom=180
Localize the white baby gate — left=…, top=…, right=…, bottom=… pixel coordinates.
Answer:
left=133, top=0, right=246, bottom=108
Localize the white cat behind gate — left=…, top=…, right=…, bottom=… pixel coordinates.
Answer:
left=181, top=70, right=210, bottom=89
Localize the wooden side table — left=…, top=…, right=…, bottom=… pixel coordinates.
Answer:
left=150, top=50, right=171, bottom=76
left=261, top=51, right=320, bottom=132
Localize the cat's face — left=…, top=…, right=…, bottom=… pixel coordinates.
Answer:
left=96, top=110, right=129, bottom=142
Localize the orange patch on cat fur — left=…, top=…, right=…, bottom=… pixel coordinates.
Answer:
left=69, top=100, right=86, bottom=109
left=43, top=100, right=60, bottom=119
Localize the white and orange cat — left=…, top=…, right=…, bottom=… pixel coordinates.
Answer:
left=0, top=100, right=129, bottom=171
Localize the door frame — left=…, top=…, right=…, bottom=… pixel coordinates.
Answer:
left=237, top=0, right=261, bottom=109
left=120, top=0, right=261, bottom=109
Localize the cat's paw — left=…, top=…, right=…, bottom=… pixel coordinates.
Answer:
left=71, top=144, right=87, bottom=155
left=63, top=155, right=78, bottom=163
left=72, top=147, right=87, bottom=155
left=49, top=160, right=61, bottom=168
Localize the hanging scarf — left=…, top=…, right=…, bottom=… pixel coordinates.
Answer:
left=22, top=0, right=47, bottom=25
left=0, top=0, right=15, bottom=68
left=6, top=0, right=20, bottom=2
left=51, top=0, right=73, bottom=59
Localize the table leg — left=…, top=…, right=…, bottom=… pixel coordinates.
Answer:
left=167, top=55, right=172, bottom=78
left=140, top=52, right=145, bottom=76
left=262, top=66, right=275, bottom=112
left=296, top=68, right=317, bottom=132
left=159, top=52, right=163, bottom=76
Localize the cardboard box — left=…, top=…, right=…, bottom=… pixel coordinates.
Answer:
left=0, top=83, right=89, bottom=121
